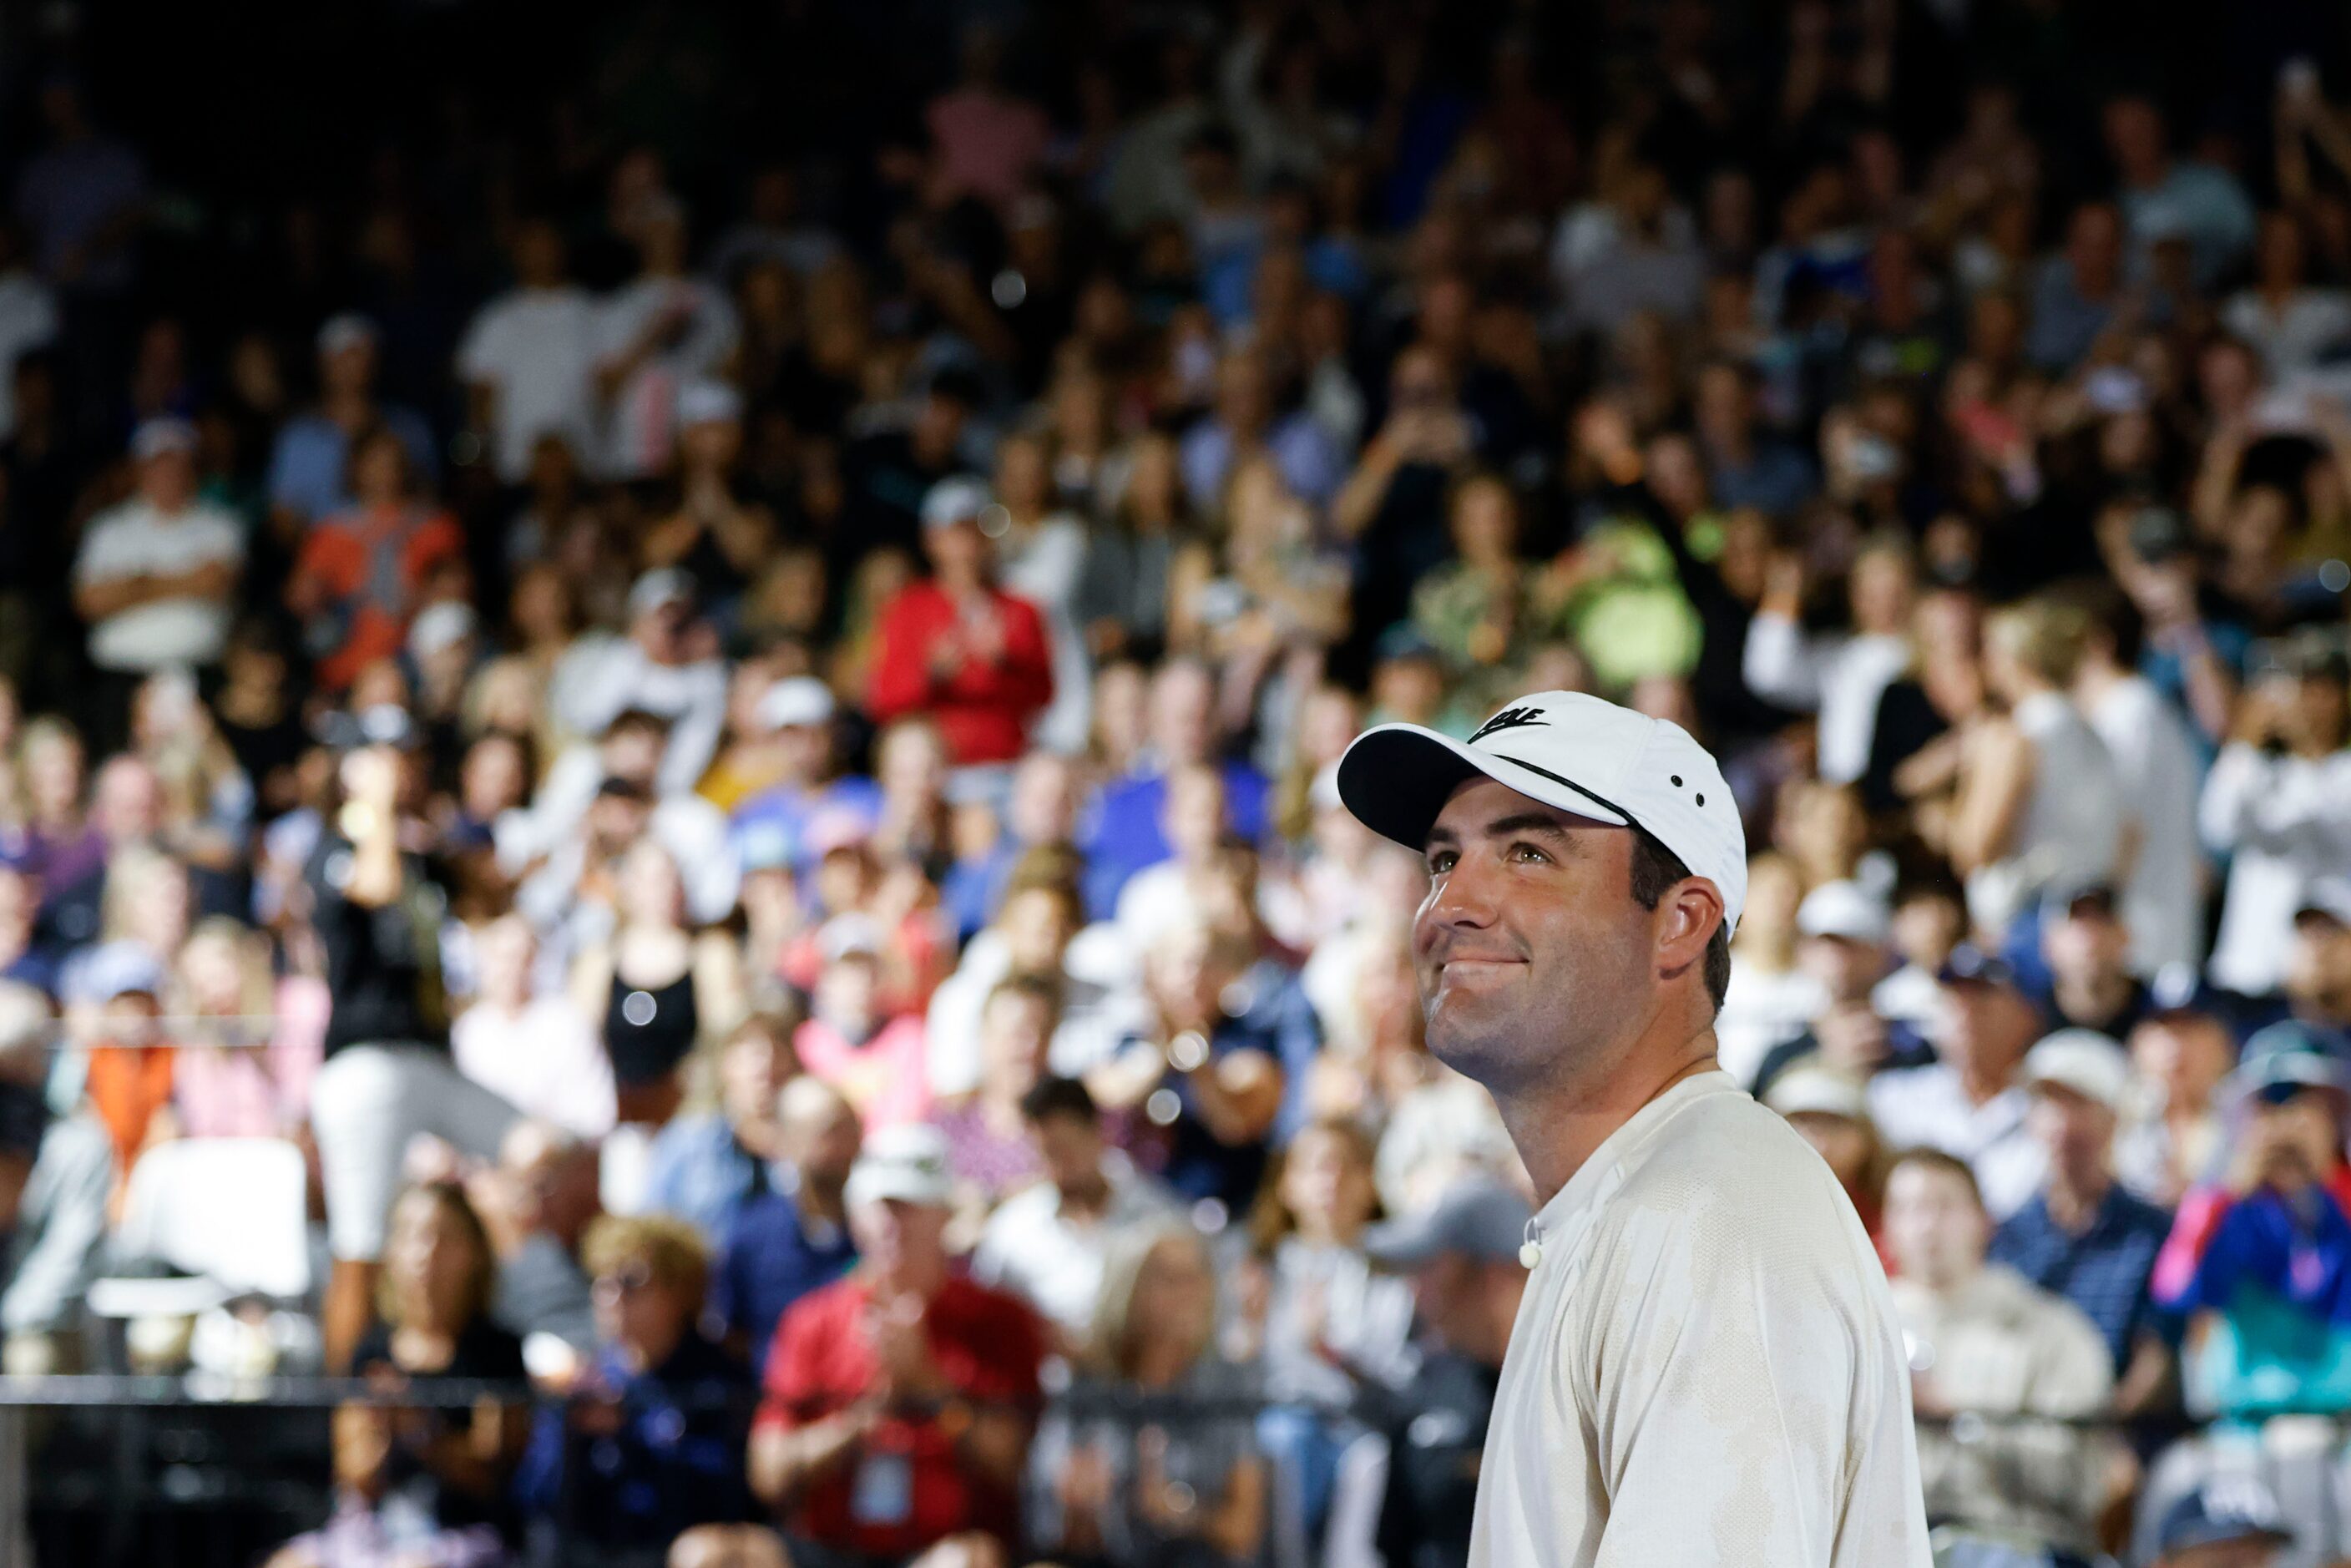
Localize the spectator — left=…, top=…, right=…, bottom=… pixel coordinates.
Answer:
left=2152, top=1029, right=2351, bottom=1418
left=748, top=1125, right=1045, bottom=1564
left=452, top=913, right=615, bottom=1139
left=0, top=1073, right=111, bottom=1373
left=1869, top=944, right=2049, bottom=1219
left=70, top=417, right=245, bottom=751
left=561, top=573, right=732, bottom=803
left=1748, top=878, right=1931, bottom=1098
left=266, top=314, right=437, bottom=534
left=1355, top=1179, right=1530, bottom=1568
left=517, top=1215, right=754, bottom=1565
left=867, top=477, right=1056, bottom=769
left=973, top=1075, right=1176, bottom=1343
left=594, top=196, right=738, bottom=483
left=303, top=724, right=521, bottom=1371
left=2034, top=883, right=2156, bottom=1041
left=2286, top=888, right=2351, bottom=1038
left=2117, top=1005, right=2237, bottom=1209
left=1883, top=1149, right=2116, bottom=1556
left=1028, top=1222, right=1266, bottom=1568
left=2027, top=203, right=2128, bottom=372
left=1694, top=358, right=1818, bottom=521
left=713, top=1075, right=860, bottom=1373
left=727, top=676, right=873, bottom=866
left=1762, top=1068, right=1892, bottom=1267
left=641, top=1012, right=801, bottom=1243
left=457, top=219, right=599, bottom=486
left=2199, top=633, right=2351, bottom=998
left=1990, top=1031, right=2176, bottom=1403
left=483, top=1119, right=604, bottom=1360
left=643, top=382, right=776, bottom=615
left=319, top=1182, right=530, bottom=1560
left=2104, top=92, right=2256, bottom=288
left=285, top=423, right=465, bottom=694
left=929, top=974, right=1057, bottom=1209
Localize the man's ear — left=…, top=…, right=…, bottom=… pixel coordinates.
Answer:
left=1655, top=878, right=1724, bottom=985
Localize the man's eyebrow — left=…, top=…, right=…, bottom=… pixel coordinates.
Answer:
left=1424, top=811, right=1580, bottom=852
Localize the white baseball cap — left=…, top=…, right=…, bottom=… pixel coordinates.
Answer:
left=1337, top=690, right=1747, bottom=934
left=920, top=475, right=992, bottom=531
left=2020, top=1029, right=2131, bottom=1113
left=758, top=675, right=836, bottom=732
left=1797, top=880, right=1889, bottom=945
left=844, top=1124, right=954, bottom=1210
left=675, top=379, right=743, bottom=430
left=1762, top=1066, right=1871, bottom=1122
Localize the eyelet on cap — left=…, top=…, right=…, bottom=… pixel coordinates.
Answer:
left=1670, top=775, right=1682, bottom=787
left=1696, top=794, right=1706, bottom=806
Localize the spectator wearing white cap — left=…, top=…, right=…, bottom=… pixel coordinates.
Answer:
left=643, top=380, right=777, bottom=609
left=867, top=476, right=1055, bottom=767
left=455, top=218, right=599, bottom=484
left=1989, top=1030, right=2176, bottom=1410
left=1748, top=879, right=1933, bottom=1100
left=592, top=196, right=738, bottom=481
left=561, top=568, right=731, bottom=801
left=729, top=675, right=887, bottom=869
left=69, top=417, right=244, bottom=747
left=265, top=312, right=437, bottom=531
left=1763, top=1066, right=1893, bottom=1268
left=793, top=915, right=933, bottom=1130
left=749, top=1124, right=1045, bottom=1563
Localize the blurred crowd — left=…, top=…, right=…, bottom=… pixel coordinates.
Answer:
left=1, top=0, right=2350, bottom=1565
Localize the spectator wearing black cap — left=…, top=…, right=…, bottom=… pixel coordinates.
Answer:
left=2199, top=632, right=2351, bottom=998
left=2117, top=1005, right=2237, bottom=1209
left=1352, top=1179, right=1532, bottom=1568
left=2033, top=884, right=2156, bottom=1043
left=1869, top=943, right=2050, bottom=1219
left=69, top=417, right=244, bottom=752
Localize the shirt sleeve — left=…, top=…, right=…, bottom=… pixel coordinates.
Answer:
left=1574, top=1206, right=1911, bottom=1564
left=1740, top=610, right=1827, bottom=711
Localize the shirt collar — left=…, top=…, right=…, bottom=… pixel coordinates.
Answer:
left=1529, top=1069, right=1739, bottom=1247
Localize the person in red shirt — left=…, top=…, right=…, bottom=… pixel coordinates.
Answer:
left=867, top=478, right=1054, bottom=766
left=749, top=1122, right=1044, bottom=1568
left=286, top=423, right=467, bottom=692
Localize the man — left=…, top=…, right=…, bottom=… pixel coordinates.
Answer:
left=451, top=913, right=614, bottom=1138
left=1747, top=878, right=1932, bottom=1097
left=560, top=570, right=731, bottom=801
left=641, top=1013, right=802, bottom=1242
left=1080, top=657, right=1272, bottom=916
left=715, top=1075, right=861, bottom=1373
left=1333, top=688, right=1929, bottom=1562
left=1354, top=1179, right=1532, bottom=1568
left=485, top=1119, right=603, bottom=1357
left=0, top=1073, right=112, bottom=1373
left=1989, top=1030, right=2175, bottom=1403
left=749, top=1125, right=1044, bottom=1565
left=2284, top=885, right=2351, bottom=1035
left=2034, top=883, right=2156, bottom=1040
left=971, top=1075, right=1175, bottom=1341
left=866, top=477, right=1055, bottom=769
left=1868, top=944, right=2049, bottom=1219
left=2073, top=586, right=2203, bottom=974
left=70, top=417, right=244, bottom=750
left=266, top=314, right=437, bottom=533
left=2146, top=1478, right=2293, bottom=1568
left=1882, top=1149, right=2116, bottom=1555
left=457, top=217, right=599, bottom=485
left=593, top=195, right=737, bottom=483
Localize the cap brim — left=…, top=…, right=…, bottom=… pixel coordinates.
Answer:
left=1337, top=724, right=1629, bottom=852
left=1359, top=1216, right=1447, bottom=1270
left=844, top=1172, right=952, bottom=1210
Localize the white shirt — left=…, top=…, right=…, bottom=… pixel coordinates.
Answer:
left=452, top=995, right=616, bottom=1137
left=1469, top=1072, right=1930, bottom=1568
left=1868, top=1064, right=2042, bottom=1219
left=457, top=285, right=600, bottom=482
left=2201, top=741, right=2351, bottom=994
left=0, top=269, right=58, bottom=439
left=2085, top=674, right=2204, bottom=975
left=562, top=643, right=730, bottom=799
left=1740, top=617, right=1911, bottom=786
left=72, top=497, right=245, bottom=670
left=593, top=276, right=738, bottom=479
left=1965, top=689, right=2124, bottom=936
left=1715, top=957, right=1828, bottom=1088
left=2220, top=288, right=2351, bottom=377
left=971, top=1158, right=1175, bottom=1333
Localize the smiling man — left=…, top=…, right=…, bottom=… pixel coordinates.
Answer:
left=1336, top=690, right=1930, bottom=1565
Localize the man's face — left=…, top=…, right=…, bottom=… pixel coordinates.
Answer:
left=1031, top=1111, right=1102, bottom=1191
left=849, top=1196, right=948, bottom=1278
left=1798, top=933, right=1883, bottom=1002
left=778, top=1088, right=862, bottom=1185
left=2045, top=903, right=2129, bottom=987
left=139, top=450, right=195, bottom=510
left=720, top=1032, right=795, bottom=1126
left=1883, top=1162, right=1989, bottom=1290
left=2026, top=1083, right=2116, bottom=1181
left=1940, top=979, right=2033, bottom=1082
left=1414, top=778, right=1651, bottom=1094
left=2285, top=913, right=2351, bottom=1010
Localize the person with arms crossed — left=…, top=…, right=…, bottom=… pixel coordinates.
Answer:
left=1334, top=687, right=1930, bottom=1565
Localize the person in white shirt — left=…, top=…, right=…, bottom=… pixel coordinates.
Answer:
left=1868, top=944, right=2047, bottom=1219
left=1741, top=530, right=1919, bottom=786
left=1882, top=1148, right=2117, bottom=1556
left=72, top=418, right=244, bottom=740
left=970, top=1075, right=1174, bottom=1342
left=2074, top=589, right=2205, bottom=974
left=2200, top=635, right=2351, bottom=996
left=457, top=219, right=599, bottom=484
left=1334, top=688, right=1930, bottom=1566
left=593, top=196, right=737, bottom=482
left=451, top=913, right=615, bottom=1138
left=561, top=569, right=731, bottom=799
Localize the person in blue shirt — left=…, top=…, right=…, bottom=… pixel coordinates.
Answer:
left=518, top=1215, right=754, bottom=1565
left=265, top=314, right=438, bottom=535
left=640, top=1014, right=800, bottom=1242
left=1990, top=1032, right=2176, bottom=1406
left=1079, top=658, right=1270, bottom=917
left=713, top=1075, right=860, bottom=1373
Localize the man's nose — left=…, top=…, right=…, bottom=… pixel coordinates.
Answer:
left=1418, top=852, right=1498, bottom=940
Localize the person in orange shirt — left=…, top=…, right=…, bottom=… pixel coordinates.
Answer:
left=72, top=940, right=174, bottom=1180
left=286, top=423, right=467, bottom=692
